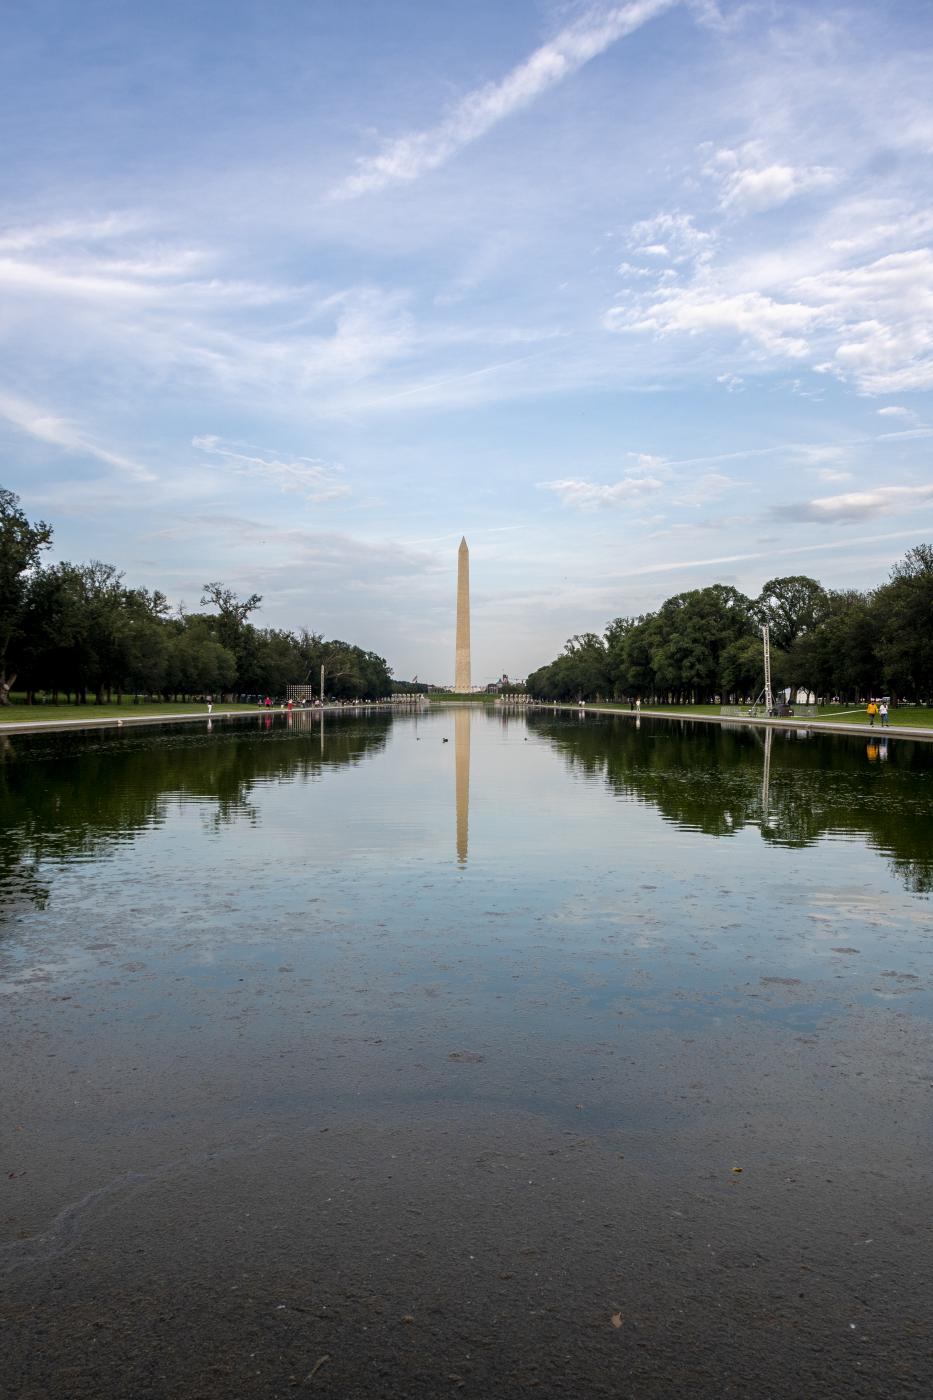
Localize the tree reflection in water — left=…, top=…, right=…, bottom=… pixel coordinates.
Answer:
left=0, top=711, right=392, bottom=918
left=526, top=713, right=933, bottom=894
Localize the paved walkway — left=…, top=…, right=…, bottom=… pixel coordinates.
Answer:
left=559, top=703, right=933, bottom=743
left=3, top=701, right=929, bottom=743
left=0, top=703, right=396, bottom=736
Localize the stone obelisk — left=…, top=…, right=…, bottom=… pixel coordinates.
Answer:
left=455, top=536, right=471, bottom=692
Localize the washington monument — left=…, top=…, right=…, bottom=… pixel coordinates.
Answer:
left=455, top=536, right=471, bottom=692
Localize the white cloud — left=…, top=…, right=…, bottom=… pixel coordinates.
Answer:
left=875, top=426, right=933, bottom=442
left=0, top=249, right=292, bottom=311
left=816, top=468, right=853, bottom=483
left=711, top=150, right=837, bottom=213
left=192, top=435, right=351, bottom=503
left=794, top=445, right=844, bottom=465
left=0, top=213, right=146, bottom=255
left=330, top=0, right=678, bottom=199
left=608, top=286, right=816, bottom=357
left=672, top=471, right=735, bottom=505
left=796, top=247, right=933, bottom=310
left=826, top=202, right=933, bottom=257
left=0, top=389, right=154, bottom=480
left=597, top=528, right=932, bottom=582
left=627, top=211, right=715, bottom=265
left=610, top=208, right=933, bottom=391
left=833, top=330, right=933, bottom=394
left=625, top=452, right=668, bottom=475
left=538, top=472, right=666, bottom=510
left=792, top=248, right=933, bottom=392
left=0, top=255, right=165, bottom=303
left=876, top=405, right=911, bottom=418
left=777, top=483, right=933, bottom=523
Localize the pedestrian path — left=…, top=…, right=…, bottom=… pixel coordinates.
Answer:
left=563, top=704, right=933, bottom=743
left=0, top=703, right=396, bottom=736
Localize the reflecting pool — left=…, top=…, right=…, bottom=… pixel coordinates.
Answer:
left=2, top=707, right=931, bottom=1398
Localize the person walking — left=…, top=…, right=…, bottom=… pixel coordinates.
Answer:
left=879, top=700, right=889, bottom=727
left=206, top=694, right=213, bottom=715
left=866, top=699, right=878, bottom=727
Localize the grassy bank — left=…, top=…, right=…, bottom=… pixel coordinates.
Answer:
left=0, top=700, right=258, bottom=726
left=795, top=704, right=933, bottom=728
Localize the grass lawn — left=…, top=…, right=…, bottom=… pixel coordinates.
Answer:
left=809, top=705, right=933, bottom=728
left=634, top=703, right=721, bottom=716
left=0, top=700, right=258, bottom=726
left=575, top=700, right=933, bottom=728
left=564, top=702, right=725, bottom=716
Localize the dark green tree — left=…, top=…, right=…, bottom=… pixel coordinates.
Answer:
left=0, top=488, right=53, bottom=704
left=876, top=545, right=933, bottom=700
left=755, top=576, right=829, bottom=650
left=650, top=586, right=755, bottom=702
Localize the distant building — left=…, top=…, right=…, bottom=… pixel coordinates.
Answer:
left=485, top=673, right=524, bottom=693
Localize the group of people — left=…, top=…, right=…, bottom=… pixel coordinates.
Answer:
left=866, top=700, right=890, bottom=727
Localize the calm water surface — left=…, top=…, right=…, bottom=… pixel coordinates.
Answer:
left=3, top=706, right=931, bottom=1019
left=2, top=707, right=932, bottom=1397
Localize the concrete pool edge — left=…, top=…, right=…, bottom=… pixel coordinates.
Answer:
left=3, top=700, right=930, bottom=744
left=0, top=701, right=397, bottom=736
left=546, top=702, right=933, bottom=743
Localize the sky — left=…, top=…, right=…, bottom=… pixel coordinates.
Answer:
left=1, top=0, right=932, bottom=685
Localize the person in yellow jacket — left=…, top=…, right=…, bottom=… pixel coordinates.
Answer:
left=866, top=700, right=878, bottom=726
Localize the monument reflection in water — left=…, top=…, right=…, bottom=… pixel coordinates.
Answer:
left=455, top=706, right=470, bottom=865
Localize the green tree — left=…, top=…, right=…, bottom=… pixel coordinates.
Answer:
left=121, top=589, right=172, bottom=697
left=200, top=582, right=263, bottom=647
left=617, top=614, right=661, bottom=700
left=250, top=629, right=305, bottom=694
left=787, top=590, right=878, bottom=700
left=875, top=544, right=933, bottom=700
left=650, top=586, right=754, bottom=702
left=165, top=621, right=236, bottom=697
left=79, top=561, right=130, bottom=703
left=0, top=488, right=53, bottom=704
left=755, top=575, right=829, bottom=651
left=18, top=563, right=81, bottom=701
left=559, top=633, right=610, bottom=700
left=199, top=582, right=263, bottom=687
left=720, top=631, right=766, bottom=699
left=604, top=616, right=638, bottom=698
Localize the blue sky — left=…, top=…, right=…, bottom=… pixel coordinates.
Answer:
left=2, top=0, right=932, bottom=684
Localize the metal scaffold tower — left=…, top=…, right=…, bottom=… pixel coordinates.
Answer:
left=761, top=624, right=773, bottom=713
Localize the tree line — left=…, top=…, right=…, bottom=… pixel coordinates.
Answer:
left=0, top=488, right=393, bottom=705
left=526, top=546, right=933, bottom=704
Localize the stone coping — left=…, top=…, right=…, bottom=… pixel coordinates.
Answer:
left=552, top=703, right=933, bottom=743
left=3, top=700, right=928, bottom=744
left=0, top=702, right=396, bottom=736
